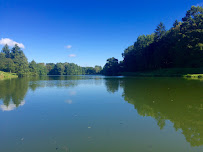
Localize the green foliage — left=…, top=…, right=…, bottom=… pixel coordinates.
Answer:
left=94, top=65, right=102, bottom=73
left=122, top=34, right=154, bottom=71
left=122, top=68, right=203, bottom=77
left=29, top=60, right=38, bottom=75
left=0, top=45, right=102, bottom=76
left=173, top=20, right=179, bottom=28
left=103, top=6, right=203, bottom=75
left=84, top=67, right=96, bottom=75
left=154, top=22, right=166, bottom=41
left=2, top=44, right=10, bottom=58
left=10, top=44, right=29, bottom=76
left=46, top=62, right=101, bottom=75
left=0, top=71, right=18, bottom=80
left=54, top=63, right=65, bottom=75
left=0, top=50, right=15, bottom=73
left=29, top=60, right=48, bottom=76
left=102, top=57, right=120, bottom=76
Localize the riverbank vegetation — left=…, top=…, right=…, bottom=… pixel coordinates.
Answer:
left=102, top=6, right=203, bottom=76
left=122, top=68, right=203, bottom=77
left=0, top=71, right=18, bottom=80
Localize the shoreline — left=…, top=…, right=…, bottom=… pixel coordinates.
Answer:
left=0, top=71, right=18, bottom=80
left=121, top=68, right=203, bottom=78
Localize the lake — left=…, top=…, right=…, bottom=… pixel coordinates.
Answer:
left=0, top=76, right=203, bottom=152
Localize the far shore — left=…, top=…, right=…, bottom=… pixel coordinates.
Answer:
left=1, top=68, right=203, bottom=80
left=121, top=68, right=203, bottom=78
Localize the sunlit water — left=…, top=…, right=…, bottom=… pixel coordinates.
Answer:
left=0, top=76, right=203, bottom=152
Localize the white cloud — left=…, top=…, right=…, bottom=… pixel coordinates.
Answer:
left=68, top=54, right=76, bottom=57
left=0, top=104, right=16, bottom=111
left=0, top=100, right=25, bottom=111
left=0, top=38, right=25, bottom=49
left=65, top=99, right=72, bottom=104
left=66, top=45, right=72, bottom=49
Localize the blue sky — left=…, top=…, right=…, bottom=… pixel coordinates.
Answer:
left=0, top=0, right=202, bottom=67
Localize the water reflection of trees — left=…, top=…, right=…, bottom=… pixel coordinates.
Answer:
left=0, top=76, right=83, bottom=110
left=28, top=76, right=81, bottom=91
left=0, top=76, right=103, bottom=110
left=105, top=77, right=203, bottom=147
left=29, top=75, right=103, bottom=91
left=105, top=78, right=120, bottom=93
left=0, top=78, right=29, bottom=111
left=1, top=76, right=203, bottom=146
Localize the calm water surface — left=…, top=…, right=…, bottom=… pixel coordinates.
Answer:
left=0, top=76, right=203, bottom=152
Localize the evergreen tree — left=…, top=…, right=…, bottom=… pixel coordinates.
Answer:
left=173, top=20, right=179, bottom=28
left=154, top=22, right=166, bottom=41
left=112, top=6, right=203, bottom=74
left=2, top=44, right=10, bottom=58
left=10, top=44, right=29, bottom=76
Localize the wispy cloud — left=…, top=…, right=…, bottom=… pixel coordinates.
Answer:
left=195, top=2, right=203, bottom=6
left=65, top=45, right=72, bottom=49
left=65, top=99, right=72, bottom=104
left=68, top=54, right=76, bottom=57
left=0, top=38, right=25, bottom=49
left=69, top=91, right=77, bottom=96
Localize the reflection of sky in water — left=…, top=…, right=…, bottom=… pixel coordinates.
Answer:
left=0, top=76, right=203, bottom=152
left=69, top=91, right=76, bottom=96
left=0, top=100, right=25, bottom=111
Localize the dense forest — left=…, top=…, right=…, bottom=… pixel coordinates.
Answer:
left=102, top=6, right=203, bottom=75
left=0, top=44, right=102, bottom=76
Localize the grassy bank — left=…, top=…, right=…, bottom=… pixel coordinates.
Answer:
left=0, top=71, right=18, bottom=80
left=122, top=68, right=203, bottom=78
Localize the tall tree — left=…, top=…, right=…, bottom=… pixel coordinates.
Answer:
left=173, top=20, right=179, bottom=28
left=103, top=6, right=203, bottom=75
left=2, top=44, right=10, bottom=58
left=10, top=44, right=29, bottom=75
left=154, top=22, right=166, bottom=41
left=102, top=57, right=119, bottom=76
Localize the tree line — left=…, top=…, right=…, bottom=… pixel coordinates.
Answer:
left=1, top=6, right=202, bottom=76
left=102, top=6, right=203, bottom=75
left=0, top=44, right=102, bottom=76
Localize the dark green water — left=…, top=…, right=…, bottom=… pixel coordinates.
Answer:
left=0, top=76, right=203, bottom=152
